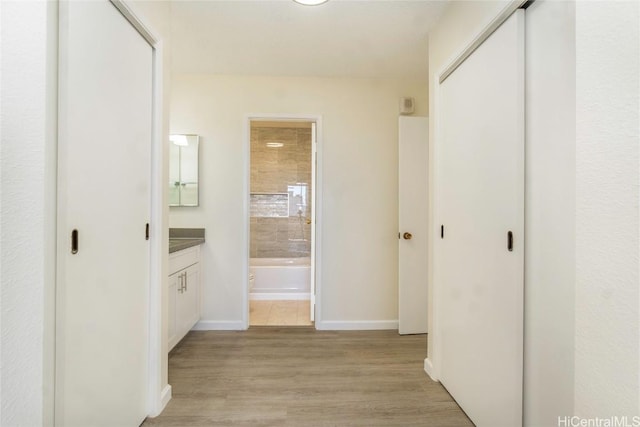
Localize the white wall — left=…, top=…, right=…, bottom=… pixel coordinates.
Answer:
left=574, top=0, right=639, bottom=418
left=169, top=74, right=427, bottom=328
left=525, top=1, right=576, bottom=424
left=1, top=1, right=57, bottom=425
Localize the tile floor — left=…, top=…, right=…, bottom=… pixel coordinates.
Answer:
left=249, top=300, right=312, bottom=326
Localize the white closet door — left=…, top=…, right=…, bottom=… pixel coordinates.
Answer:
left=438, top=10, right=524, bottom=427
left=56, top=1, right=152, bottom=425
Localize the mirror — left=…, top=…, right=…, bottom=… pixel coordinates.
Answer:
left=169, top=134, right=199, bottom=206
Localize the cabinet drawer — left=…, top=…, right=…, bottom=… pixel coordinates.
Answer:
left=169, top=246, right=199, bottom=275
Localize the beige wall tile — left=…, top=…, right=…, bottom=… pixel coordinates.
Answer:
left=250, top=126, right=312, bottom=258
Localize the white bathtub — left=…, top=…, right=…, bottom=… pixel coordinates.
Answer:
left=249, top=257, right=311, bottom=300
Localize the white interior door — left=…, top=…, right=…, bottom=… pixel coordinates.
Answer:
left=437, top=10, right=524, bottom=427
left=56, top=1, right=153, bottom=425
left=310, top=122, right=317, bottom=321
left=398, top=116, right=429, bottom=335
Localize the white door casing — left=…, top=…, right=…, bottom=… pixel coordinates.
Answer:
left=244, top=115, right=323, bottom=328
left=436, top=10, right=525, bottom=427
left=56, top=1, right=154, bottom=425
left=310, top=122, right=317, bottom=321
left=398, top=116, right=429, bottom=335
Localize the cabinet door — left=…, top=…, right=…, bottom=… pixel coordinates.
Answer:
left=176, top=263, right=200, bottom=336
left=168, top=272, right=179, bottom=351
left=185, top=263, right=201, bottom=327
left=169, top=142, right=180, bottom=206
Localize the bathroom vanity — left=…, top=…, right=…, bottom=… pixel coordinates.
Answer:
left=168, top=229, right=205, bottom=351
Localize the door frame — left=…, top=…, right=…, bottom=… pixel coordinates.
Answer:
left=242, top=114, right=323, bottom=329
left=53, top=0, right=167, bottom=420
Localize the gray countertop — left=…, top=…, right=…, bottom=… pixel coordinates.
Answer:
left=169, top=228, right=205, bottom=253
left=169, top=238, right=205, bottom=253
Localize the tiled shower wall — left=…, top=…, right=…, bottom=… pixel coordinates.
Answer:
left=250, top=126, right=312, bottom=258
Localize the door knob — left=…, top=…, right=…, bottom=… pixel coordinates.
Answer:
left=403, top=232, right=412, bottom=240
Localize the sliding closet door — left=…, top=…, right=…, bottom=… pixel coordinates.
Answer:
left=437, top=10, right=524, bottom=427
left=56, top=1, right=152, bottom=425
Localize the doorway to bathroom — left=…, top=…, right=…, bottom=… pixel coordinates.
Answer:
left=245, top=117, right=320, bottom=327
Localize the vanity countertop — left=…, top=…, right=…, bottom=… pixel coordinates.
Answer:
left=169, top=228, right=205, bottom=254
left=169, top=238, right=205, bottom=253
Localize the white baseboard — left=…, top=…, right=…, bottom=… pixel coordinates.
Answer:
left=194, top=319, right=397, bottom=331
left=148, top=384, right=171, bottom=417
left=160, top=384, right=172, bottom=411
left=192, top=320, right=246, bottom=331
left=424, top=358, right=439, bottom=382
left=315, top=320, right=398, bottom=330
left=250, top=292, right=310, bottom=301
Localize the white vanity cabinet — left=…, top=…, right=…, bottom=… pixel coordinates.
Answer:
left=168, top=245, right=201, bottom=351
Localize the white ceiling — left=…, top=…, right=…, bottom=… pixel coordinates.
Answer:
left=170, top=0, right=448, bottom=79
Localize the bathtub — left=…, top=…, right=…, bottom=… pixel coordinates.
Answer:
left=249, top=257, right=311, bottom=300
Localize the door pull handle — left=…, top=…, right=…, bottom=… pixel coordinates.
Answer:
left=507, top=231, right=514, bottom=252
left=402, top=232, right=412, bottom=240
left=71, top=229, right=79, bottom=254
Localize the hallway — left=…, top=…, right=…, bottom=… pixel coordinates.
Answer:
left=144, top=329, right=472, bottom=426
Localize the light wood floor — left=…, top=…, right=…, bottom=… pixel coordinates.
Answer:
left=143, top=329, right=473, bottom=426
left=250, top=300, right=312, bottom=326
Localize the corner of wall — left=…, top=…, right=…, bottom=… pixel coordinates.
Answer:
left=574, top=0, right=640, bottom=417
left=1, top=1, right=52, bottom=425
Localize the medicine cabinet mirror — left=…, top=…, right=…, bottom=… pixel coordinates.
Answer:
left=169, top=134, right=199, bottom=207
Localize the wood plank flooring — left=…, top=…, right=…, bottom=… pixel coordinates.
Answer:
left=143, top=329, right=473, bottom=427
left=250, top=300, right=312, bottom=326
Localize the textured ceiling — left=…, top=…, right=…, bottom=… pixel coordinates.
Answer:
left=170, top=0, right=447, bottom=78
